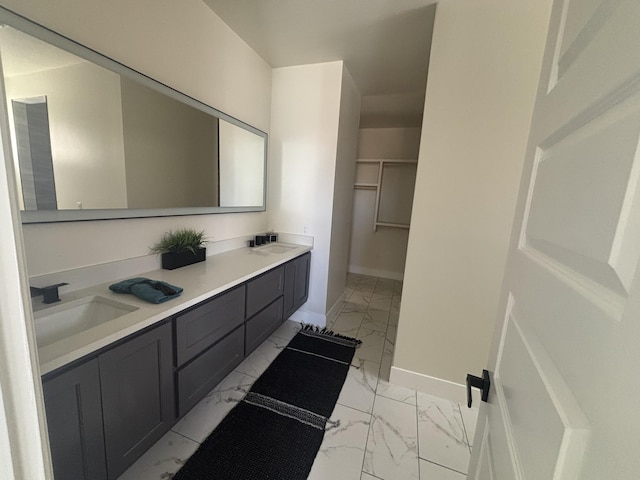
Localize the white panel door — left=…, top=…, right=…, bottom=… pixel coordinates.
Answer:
left=468, top=1, right=640, bottom=479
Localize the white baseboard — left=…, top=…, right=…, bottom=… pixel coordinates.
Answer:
left=390, top=366, right=479, bottom=405
left=289, top=309, right=326, bottom=327
left=325, top=293, right=346, bottom=325
left=348, top=265, right=403, bottom=281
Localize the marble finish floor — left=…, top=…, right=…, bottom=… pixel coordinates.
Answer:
left=117, top=273, right=478, bottom=480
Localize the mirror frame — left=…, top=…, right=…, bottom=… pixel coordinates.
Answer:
left=0, top=7, right=267, bottom=224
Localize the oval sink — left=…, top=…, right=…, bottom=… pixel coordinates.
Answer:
left=257, top=244, right=296, bottom=254
left=34, top=295, right=138, bottom=347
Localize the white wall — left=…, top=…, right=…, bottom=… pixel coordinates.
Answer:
left=357, top=128, right=421, bottom=159
left=348, top=127, right=420, bottom=279
left=5, top=61, right=128, bottom=210
left=326, top=66, right=361, bottom=314
left=268, top=61, right=345, bottom=324
left=392, top=0, right=553, bottom=398
left=0, top=0, right=272, bottom=276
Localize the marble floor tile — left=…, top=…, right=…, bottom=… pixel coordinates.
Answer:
left=383, top=338, right=394, bottom=356
left=460, top=404, right=479, bottom=448
left=355, top=328, right=386, bottom=363
left=379, top=353, right=392, bottom=382
left=363, top=396, right=419, bottom=480
left=347, top=272, right=362, bottom=280
left=235, top=335, right=287, bottom=378
left=342, top=300, right=369, bottom=314
left=172, top=370, right=255, bottom=443
left=393, top=281, right=403, bottom=294
left=368, top=296, right=392, bottom=311
left=420, top=459, right=466, bottom=480
left=117, top=430, right=199, bottom=480
left=337, top=359, right=380, bottom=414
left=308, top=403, right=371, bottom=480
left=332, top=311, right=365, bottom=336
left=390, top=297, right=402, bottom=315
left=355, top=284, right=376, bottom=294
left=327, top=300, right=347, bottom=326
left=361, top=473, right=379, bottom=480
left=388, top=312, right=399, bottom=327
left=371, top=291, right=393, bottom=301
left=386, top=325, right=397, bottom=343
left=417, top=392, right=470, bottom=474
left=361, top=308, right=389, bottom=332
left=359, top=276, right=378, bottom=286
left=350, top=291, right=374, bottom=306
left=376, top=379, right=416, bottom=406
left=372, top=288, right=394, bottom=298
left=271, top=320, right=301, bottom=341
left=375, top=278, right=395, bottom=288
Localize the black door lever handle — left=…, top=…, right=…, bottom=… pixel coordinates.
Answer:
left=466, top=369, right=490, bottom=408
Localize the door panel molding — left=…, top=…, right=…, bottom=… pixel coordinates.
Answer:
left=495, top=304, right=590, bottom=480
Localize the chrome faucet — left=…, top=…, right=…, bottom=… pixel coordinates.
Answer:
left=30, top=283, right=68, bottom=304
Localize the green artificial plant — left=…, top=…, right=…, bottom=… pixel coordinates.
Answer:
left=150, top=228, right=207, bottom=255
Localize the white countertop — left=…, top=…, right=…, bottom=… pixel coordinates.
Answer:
left=36, top=243, right=311, bottom=375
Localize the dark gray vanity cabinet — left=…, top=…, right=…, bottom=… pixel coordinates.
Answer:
left=174, top=286, right=246, bottom=417
left=42, top=359, right=107, bottom=480
left=284, top=252, right=311, bottom=319
left=245, top=266, right=285, bottom=355
left=245, top=266, right=284, bottom=318
left=174, top=286, right=245, bottom=365
left=245, top=297, right=284, bottom=355
left=42, top=250, right=311, bottom=479
left=99, top=321, right=174, bottom=479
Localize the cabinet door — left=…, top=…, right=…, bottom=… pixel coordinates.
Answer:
left=283, top=260, right=296, bottom=319
left=99, top=322, right=174, bottom=479
left=42, top=359, right=107, bottom=480
left=293, top=253, right=311, bottom=311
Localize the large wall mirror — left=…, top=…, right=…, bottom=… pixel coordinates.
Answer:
left=0, top=8, right=267, bottom=223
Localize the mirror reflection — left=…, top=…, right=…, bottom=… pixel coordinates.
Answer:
left=0, top=21, right=266, bottom=221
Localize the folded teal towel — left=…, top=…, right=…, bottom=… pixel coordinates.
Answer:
left=109, top=277, right=183, bottom=304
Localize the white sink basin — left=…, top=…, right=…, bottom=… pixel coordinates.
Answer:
left=258, top=244, right=296, bottom=254
left=34, top=296, right=138, bottom=347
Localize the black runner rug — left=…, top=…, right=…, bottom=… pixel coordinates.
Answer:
left=173, top=325, right=361, bottom=480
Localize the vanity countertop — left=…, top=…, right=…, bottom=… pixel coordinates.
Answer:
left=36, top=243, right=311, bottom=375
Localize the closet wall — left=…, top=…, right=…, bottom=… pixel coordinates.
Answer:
left=347, top=127, right=420, bottom=280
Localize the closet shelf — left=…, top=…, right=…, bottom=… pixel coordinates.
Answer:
left=376, top=222, right=410, bottom=230
left=354, top=183, right=378, bottom=190
left=353, top=158, right=417, bottom=232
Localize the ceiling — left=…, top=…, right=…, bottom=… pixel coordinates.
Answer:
left=203, top=0, right=437, bottom=127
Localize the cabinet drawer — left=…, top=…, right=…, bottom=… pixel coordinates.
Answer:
left=246, top=266, right=284, bottom=318
left=175, top=285, right=245, bottom=366
left=177, top=325, right=245, bottom=417
left=245, top=297, right=283, bottom=355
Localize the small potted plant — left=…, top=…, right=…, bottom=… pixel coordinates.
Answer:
left=151, top=228, right=208, bottom=270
